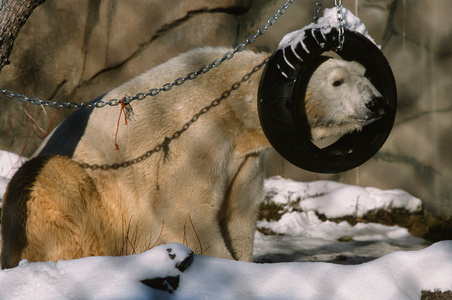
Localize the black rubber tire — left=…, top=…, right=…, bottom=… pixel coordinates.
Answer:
left=258, top=28, right=397, bottom=173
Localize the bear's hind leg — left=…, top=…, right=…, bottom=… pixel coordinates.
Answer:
left=1, top=155, right=105, bottom=268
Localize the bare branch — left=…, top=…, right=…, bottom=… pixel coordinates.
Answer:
left=0, top=0, right=46, bottom=72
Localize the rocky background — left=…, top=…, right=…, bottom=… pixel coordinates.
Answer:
left=0, top=0, right=451, bottom=216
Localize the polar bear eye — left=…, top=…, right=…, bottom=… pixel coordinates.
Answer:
left=332, top=79, right=344, bottom=87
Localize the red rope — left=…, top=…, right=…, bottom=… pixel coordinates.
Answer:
left=115, top=100, right=128, bottom=150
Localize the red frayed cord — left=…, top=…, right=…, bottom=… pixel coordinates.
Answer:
left=115, top=100, right=128, bottom=150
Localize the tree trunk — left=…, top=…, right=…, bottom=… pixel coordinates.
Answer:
left=0, top=0, right=46, bottom=72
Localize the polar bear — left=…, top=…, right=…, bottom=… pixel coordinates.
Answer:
left=1, top=47, right=384, bottom=268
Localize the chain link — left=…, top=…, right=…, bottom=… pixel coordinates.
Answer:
left=0, top=0, right=294, bottom=109
left=313, top=0, right=322, bottom=23
left=335, top=0, right=345, bottom=51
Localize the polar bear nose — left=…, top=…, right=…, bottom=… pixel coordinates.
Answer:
left=366, top=97, right=385, bottom=114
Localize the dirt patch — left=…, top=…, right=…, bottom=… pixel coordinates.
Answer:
left=421, top=290, right=452, bottom=300
left=319, top=208, right=452, bottom=243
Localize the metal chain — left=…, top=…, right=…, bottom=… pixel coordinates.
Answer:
left=313, top=0, right=322, bottom=23
left=79, top=58, right=268, bottom=170
left=0, top=0, right=294, bottom=109
left=312, top=0, right=345, bottom=51
left=335, top=0, right=345, bottom=51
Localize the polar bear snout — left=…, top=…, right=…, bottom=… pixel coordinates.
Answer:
left=366, top=96, right=384, bottom=113
left=364, top=96, right=385, bottom=120
left=356, top=97, right=385, bottom=126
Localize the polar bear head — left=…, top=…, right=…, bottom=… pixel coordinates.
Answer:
left=305, top=58, right=385, bottom=141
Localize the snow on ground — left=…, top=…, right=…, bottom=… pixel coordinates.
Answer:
left=263, top=176, right=422, bottom=218
left=0, top=151, right=26, bottom=200
left=254, top=177, right=426, bottom=264
left=0, top=150, right=450, bottom=299
left=0, top=241, right=451, bottom=300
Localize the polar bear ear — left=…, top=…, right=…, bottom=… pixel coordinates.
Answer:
left=348, top=61, right=366, bottom=75
left=258, top=28, right=397, bottom=173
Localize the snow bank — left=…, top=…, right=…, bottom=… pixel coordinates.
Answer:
left=179, top=241, right=452, bottom=300
left=0, top=243, right=192, bottom=299
left=264, top=176, right=422, bottom=218
left=1, top=241, right=451, bottom=299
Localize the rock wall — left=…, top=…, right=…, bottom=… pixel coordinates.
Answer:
left=0, top=0, right=451, bottom=215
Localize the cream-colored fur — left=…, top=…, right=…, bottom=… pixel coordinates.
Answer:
left=306, top=58, right=383, bottom=140
left=1, top=48, right=384, bottom=268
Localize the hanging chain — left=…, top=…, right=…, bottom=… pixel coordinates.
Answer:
left=335, top=0, right=345, bottom=51
left=79, top=58, right=268, bottom=170
left=312, top=0, right=345, bottom=51
left=313, top=0, right=322, bottom=23
left=0, top=0, right=293, bottom=109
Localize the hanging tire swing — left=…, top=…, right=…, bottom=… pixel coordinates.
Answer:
left=258, top=25, right=397, bottom=173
